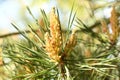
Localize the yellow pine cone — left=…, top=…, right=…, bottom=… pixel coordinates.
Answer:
left=110, top=6, right=119, bottom=44
left=45, top=7, right=62, bottom=62
left=101, top=20, right=108, bottom=34
left=64, top=29, right=77, bottom=57
left=101, top=6, right=119, bottom=44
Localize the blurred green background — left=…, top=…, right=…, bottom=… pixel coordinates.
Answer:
left=0, top=0, right=120, bottom=80
left=0, top=0, right=116, bottom=34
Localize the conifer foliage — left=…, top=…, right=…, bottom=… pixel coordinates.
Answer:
left=1, top=4, right=120, bottom=80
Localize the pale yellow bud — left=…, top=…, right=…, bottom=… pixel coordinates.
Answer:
left=44, top=7, right=62, bottom=62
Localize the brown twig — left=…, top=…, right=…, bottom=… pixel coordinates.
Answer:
left=0, top=30, right=38, bottom=38
left=0, top=19, right=109, bottom=39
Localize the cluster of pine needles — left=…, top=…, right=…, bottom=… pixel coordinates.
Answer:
left=1, top=5, right=120, bottom=80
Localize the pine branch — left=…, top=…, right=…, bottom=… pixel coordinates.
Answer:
left=0, top=19, right=109, bottom=38
left=0, top=30, right=37, bottom=38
